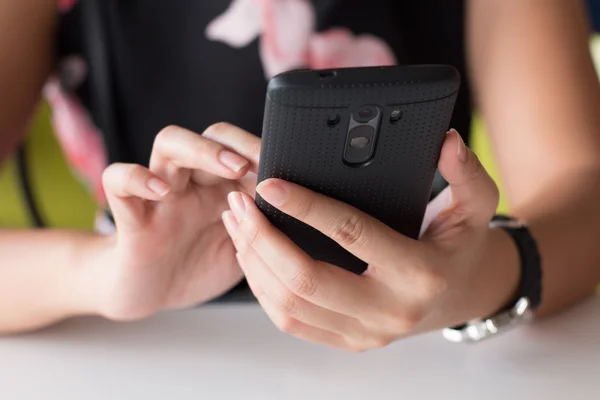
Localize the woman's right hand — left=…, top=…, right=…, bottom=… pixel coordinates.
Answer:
left=85, top=123, right=260, bottom=321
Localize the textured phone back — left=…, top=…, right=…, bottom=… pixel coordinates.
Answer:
left=257, top=66, right=459, bottom=274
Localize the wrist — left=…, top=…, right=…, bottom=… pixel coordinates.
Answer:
left=67, top=233, right=116, bottom=318
left=443, top=222, right=545, bottom=343
left=473, top=227, right=522, bottom=320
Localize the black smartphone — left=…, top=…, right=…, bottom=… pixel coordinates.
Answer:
left=256, top=65, right=460, bottom=274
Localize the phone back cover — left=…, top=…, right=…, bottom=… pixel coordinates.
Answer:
left=257, top=66, right=459, bottom=274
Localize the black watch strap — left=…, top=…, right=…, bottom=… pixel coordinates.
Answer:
left=491, top=215, right=543, bottom=309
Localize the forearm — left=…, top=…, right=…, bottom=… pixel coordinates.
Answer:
left=0, top=230, right=106, bottom=334
left=467, top=0, right=600, bottom=190
left=468, top=0, right=600, bottom=316
left=514, top=170, right=600, bottom=316
left=482, top=172, right=600, bottom=318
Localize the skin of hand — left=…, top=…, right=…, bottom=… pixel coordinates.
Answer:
left=222, top=128, right=521, bottom=352
left=87, top=123, right=261, bottom=320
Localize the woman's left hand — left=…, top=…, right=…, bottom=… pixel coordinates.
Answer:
left=222, top=129, right=520, bottom=351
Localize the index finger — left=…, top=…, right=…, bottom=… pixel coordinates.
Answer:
left=255, top=178, right=423, bottom=267
left=201, top=122, right=261, bottom=171
left=149, top=123, right=260, bottom=188
left=225, top=194, right=386, bottom=318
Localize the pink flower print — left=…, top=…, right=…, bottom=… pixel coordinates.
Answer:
left=57, top=0, right=78, bottom=13
left=207, top=0, right=315, bottom=78
left=205, top=0, right=264, bottom=48
left=43, top=74, right=108, bottom=205
left=206, top=0, right=397, bottom=78
left=257, top=0, right=316, bottom=78
left=308, top=28, right=396, bottom=70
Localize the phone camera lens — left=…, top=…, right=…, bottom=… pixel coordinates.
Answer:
left=358, top=108, right=373, bottom=119
left=354, top=105, right=379, bottom=123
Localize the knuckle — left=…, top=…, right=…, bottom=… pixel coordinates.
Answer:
left=274, top=292, right=299, bottom=316
left=294, top=197, right=315, bottom=220
left=101, top=300, right=157, bottom=322
left=243, top=222, right=261, bottom=247
left=418, top=270, right=449, bottom=299
left=193, top=137, right=212, bottom=157
left=101, top=163, right=119, bottom=185
left=202, top=121, right=230, bottom=139
left=275, top=314, right=300, bottom=334
left=467, top=152, right=483, bottom=181
left=345, top=334, right=392, bottom=352
left=365, top=335, right=393, bottom=350
left=154, top=125, right=179, bottom=147
left=247, top=280, right=267, bottom=302
left=124, top=164, right=147, bottom=187
left=390, top=310, right=421, bottom=334
left=249, top=139, right=261, bottom=159
left=290, top=269, right=319, bottom=298
left=376, top=307, right=421, bottom=334
left=330, top=215, right=369, bottom=248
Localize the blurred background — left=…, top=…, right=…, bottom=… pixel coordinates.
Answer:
left=2, top=1, right=600, bottom=230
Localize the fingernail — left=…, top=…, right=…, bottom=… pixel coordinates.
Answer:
left=451, top=129, right=467, bottom=163
left=228, top=192, right=247, bottom=221
left=219, top=150, right=249, bottom=172
left=256, top=181, right=288, bottom=206
left=147, top=177, right=171, bottom=196
left=222, top=210, right=240, bottom=237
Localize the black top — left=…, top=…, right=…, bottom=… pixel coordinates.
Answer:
left=57, top=0, right=471, bottom=301
left=58, top=0, right=471, bottom=165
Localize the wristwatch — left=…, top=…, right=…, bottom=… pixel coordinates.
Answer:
left=442, top=215, right=543, bottom=343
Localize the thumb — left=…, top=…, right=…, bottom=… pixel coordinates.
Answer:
left=437, top=129, right=499, bottom=226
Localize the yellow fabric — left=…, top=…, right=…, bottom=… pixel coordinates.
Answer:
left=0, top=153, right=30, bottom=227
left=470, top=115, right=510, bottom=214
left=0, top=103, right=96, bottom=229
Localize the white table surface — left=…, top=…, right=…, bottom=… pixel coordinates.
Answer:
left=1, top=296, right=599, bottom=400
